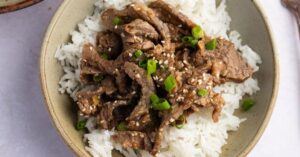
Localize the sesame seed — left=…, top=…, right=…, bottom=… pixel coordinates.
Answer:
left=159, top=60, right=163, bottom=64
left=136, top=122, right=140, bottom=126
left=108, top=47, right=112, bottom=52
left=114, top=25, right=118, bottom=29
left=170, top=118, right=175, bottom=122
left=159, top=78, right=164, bottom=82
left=164, top=60, right=169, bottom=65
left=136, top=74, right=141, bottom=79
left=183, top=89, right=188, bottom=93
left=178, top=24, right=183, bottom=28
left=167, top=54, right=170, bottom=57
left=121, top=33, right=125, bottom=37
left=198, top=80, right=203, bottom=85
left=161, top=40, right=165, bottom=44
left=128, top=53, right=132, bottom=57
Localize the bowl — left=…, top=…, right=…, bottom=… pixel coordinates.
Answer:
left=40, top=0, right=279, bottom=156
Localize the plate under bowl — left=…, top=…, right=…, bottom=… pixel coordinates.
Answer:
left=0, top=0, right=42, bottom=13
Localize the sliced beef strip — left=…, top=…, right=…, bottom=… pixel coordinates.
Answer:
left=76, top=76, right=118, bottom=116
left=127, top=3, right=171, bottom=46
left=101, top=3, right=172, bottom=51
left=124, top=62, right=156, bottom=131
left=195, top=38, right=253, bottom=82
left=97, top=100, right=128, bottom=129
left=81, top=43, right=128, bottom=93
left=80, top=66, right=103, bottom=84
left=96, top=31, right=123, bottom=59
left=112, top=131, right=152, bottom=151
left=149, top=0, right=197, bottom=30
left=116, top=19, right=158, bottom=51
left=101, top=8, right=136, bottom=31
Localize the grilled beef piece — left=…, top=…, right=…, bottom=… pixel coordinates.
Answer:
left=81, top=43, right=128, bottom=93
left=195, top=38, right=253, bottom=82
left=112, top=131, right=152, bottom=151
left=96, top=31, right=123, bottom=59
left=124, top=62, right=155, bottom=131
left=149, top=0, right=197, bottom=29
left=97, top=100, right=128, bottom=129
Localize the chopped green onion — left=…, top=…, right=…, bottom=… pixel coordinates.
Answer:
left=164, top=74, right=176, bottom=92
left=182, top=36, right=198, bottom=48
left=182, top=36, right=194, bottom=43
left=175, top=124, right=184, bottom=129
left=138, top=60, right=147, bottom=69
left=93, top=74, right=104, bottom=82
left=134, top=50, right=143, bottom=58
left=178, top=115, right=186, bottom=123
left=152, top=99, right=171, bottom=110
left=197, top=88, right=208, bottom=97
left=117, top=122, right=127, bottom=131
left=150, top=93, right=160, bottom=104
left=242, top=98, right=255, bottom=111
left=192, top=26, right=204, bottom=39
left=101, top=53, right=109, bottom=60
left=147, top=59, right=157, bottom=76
left=112, top=17, right=122, bottom=26
left=76, top=120, right=86, bottom=131
left=205, top=38, right=217, bottom=50
left=171, top=115, right=186, bottom=129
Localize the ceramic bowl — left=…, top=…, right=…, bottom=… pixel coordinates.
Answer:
left=40, top=0, right=279, bottom=156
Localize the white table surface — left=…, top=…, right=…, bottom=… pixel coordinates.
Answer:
left=0, top=0, right=299, bottom=156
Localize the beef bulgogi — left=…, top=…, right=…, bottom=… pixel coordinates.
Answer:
left=76, top=0, right=253, bottom=155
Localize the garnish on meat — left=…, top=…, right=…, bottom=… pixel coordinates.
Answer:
left=75, top=0, right=253, bottom=155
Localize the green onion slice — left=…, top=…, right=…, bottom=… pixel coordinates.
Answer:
left=76, top=120, right=86, bottom=131
left=242, top=98, right=255, bottom=111
left=197, top=88, right=208, bottom=97
left=192, top=26, right=204, bottom=39
left=164, top=74, right=176, bottom=92
left=152, top=99, right=171, bottom=111
left=175, top=124, right=184, bottom=129
left=182, top=36, right=198, bottom=48
left=150, top=93, right=160, bottom=104
left=205, top=38, right=217, bottom=50
left=147, top=59, right=157, bottom=76
left=101, top=53, right=109, bottom=60
left=139, top=60, right=147, bottom=69
left=117, top=122, right=127, bottom=131
left=93, top=74, right=104, bottom=82
left=112, top=17, right=123, bottom=26
left=134, top=50, right=143, bottom=58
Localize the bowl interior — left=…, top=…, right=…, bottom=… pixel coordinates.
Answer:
left=40, top=0, right=278, bottom=156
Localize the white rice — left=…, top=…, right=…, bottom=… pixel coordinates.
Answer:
left=55, top=0, right=262, bottom=157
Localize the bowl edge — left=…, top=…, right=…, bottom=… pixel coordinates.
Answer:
left=238, top=0, right=280, bottom=156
